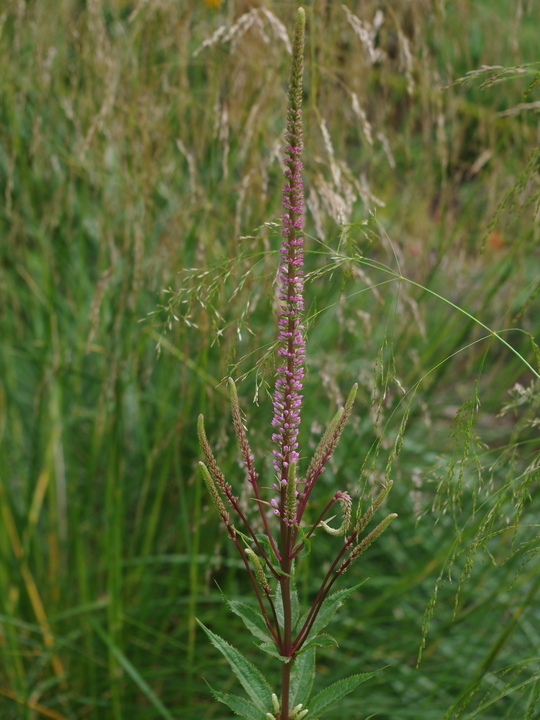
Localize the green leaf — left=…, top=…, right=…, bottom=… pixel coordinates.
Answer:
left=256, top=642, right=291, bottom=662
left=300, top=634, right=338, bottom=652
left=209, top=686, right=268, bottom=720
left=197, top=620, right=273, bottom=712
left=306, top=671, right=380, bottom=718
left=226, top=599, right=274, bottom=643
left=289, top=647, right=316, bottom=708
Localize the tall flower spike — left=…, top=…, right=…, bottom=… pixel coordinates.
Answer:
left=271, top=7, right=306, bottom=488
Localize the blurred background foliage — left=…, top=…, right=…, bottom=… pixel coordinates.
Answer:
left=0, top=0, right=539, bottom=718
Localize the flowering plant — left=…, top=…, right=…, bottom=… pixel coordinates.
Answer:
left=197, top=9, right=397, bottom=719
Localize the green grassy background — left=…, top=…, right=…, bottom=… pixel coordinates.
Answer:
left=1, top=0, right=539, bottom=718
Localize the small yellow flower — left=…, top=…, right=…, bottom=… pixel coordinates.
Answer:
left=204, top=0, right=223, bottom=8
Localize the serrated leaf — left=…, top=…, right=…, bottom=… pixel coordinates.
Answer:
left=197, top=620, right=273, bottom=712
left=209, top=686, right=267, bottom=720
left=226, top=599, right=273, bottom=643
left=297, top=582, right=366, bottom=647
left=301, top=633, right=338, bottom=652
left=306, top=671, right=380, bottom=718
left=256, top=642, right=291, bottom=662
left=289, top=647, right=316, bottom=708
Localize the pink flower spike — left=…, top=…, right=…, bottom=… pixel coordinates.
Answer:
left=271, top=69, right=306, bottom=486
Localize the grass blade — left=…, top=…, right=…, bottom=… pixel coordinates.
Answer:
left=91, top=619, right=176, bottom=720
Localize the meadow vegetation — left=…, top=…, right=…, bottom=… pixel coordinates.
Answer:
left=1, top=0, right=539, bottom=718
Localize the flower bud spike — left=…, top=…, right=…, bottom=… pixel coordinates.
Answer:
left=304, top=383, right=358, bottom=495
left=285, top=461, right=298, bottom=527
left=344, top=382, right=359, bottom=414
left=245, top=548, right=272, bottom=596
left=199, top=462, right=230, bottom=526
left=197, top=414, right=214, bottom=468
left=198, top=415, right=238, bottom=505
left=272, top=693, right=280, bottom=715
left=305, top=407, right=343, bottom=477
left=228, top=377, right=259, bottom=487
left=355, top=479, right=393, bottom=535
left=339, top=513, right=398, bottom=574
left=198, top=415, right=225, bottom=483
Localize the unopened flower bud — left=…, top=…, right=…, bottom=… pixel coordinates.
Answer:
left=245, top=548, right=271, bottom=595
left=199, top=462, right=229, bottom=524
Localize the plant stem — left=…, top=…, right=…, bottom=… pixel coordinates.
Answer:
left=280, top=517, right=293, bottom=719
left=281, top=656, right=292, bottom=720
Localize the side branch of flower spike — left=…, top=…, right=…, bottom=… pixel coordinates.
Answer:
left=228, top=377, right=281, bottom=560
left=291, top=483, right=397, bottom=653
left=198, top=414, right=282, bottom=576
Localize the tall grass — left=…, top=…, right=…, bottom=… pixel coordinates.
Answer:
left=0, top=1, right=539, bottom=718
